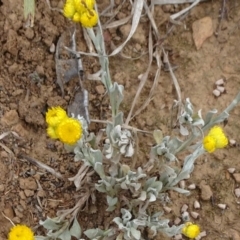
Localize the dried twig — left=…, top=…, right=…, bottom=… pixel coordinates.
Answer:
left=215, top=0, right=228, bottom=36
left=19, top=154, right=63, bottom=179
left=162, top=48, right=182, bottom=118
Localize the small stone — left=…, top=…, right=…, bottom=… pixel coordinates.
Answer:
left=215, top=78, right=224, bottom=86
left=12, top=217, right=21, bottom=224
left=174, top=217, right=181, bottom=225
left=25, top=28, right=34, bottom=40
left=1, top=110, right=19, bottom=126
left=14, top=209, right=23, bottom=218
left=174, top=234, right=183, bottom=240
left=228, top=168, right=236, bottom=173
left=163, top=206, right=172, bottom=213
left=12, top=89, right=24, bottom=97
left=194, top=200, right=201, bottom=209
left=0, top=151, right=8, bottom=158
left=235, top=188, right=240, bottom=198
left=181, top=204, right=188, bottom=213
left=19, top=191, right=26, bottom=199
left=95, top=85, right=105, bottom=95
left=192, top=16, right=213, bottom=50
left=188, top=183, right=196, bottom=190
left=182, top=211, right=190, bottom=221
left=229, top=139, right=236, bottom=146
left=217, top=86, right=225, bottom=93
left=37, top=190, right=46, bottom=198
left=199, top=231, right=207, bottom=237
left=213, top=89, right=221, bottom=97
left=3, top=206, right=14, bottom=218
left=50, top=43, right=55, bottom=53
left=217, top=203, right=227, bottom=210
left=19, top=177, right=37, bottom=190
left=233, top=173, right=240, bottom=183
left=12, top=123, right=29, bottom=138
left=179, top=180, right=185, bottom=189
left=190, top=211, right=199, bottom=219
left=199, top=180, right=213, bottom=200
left=24, top=189, right=34, bottom=197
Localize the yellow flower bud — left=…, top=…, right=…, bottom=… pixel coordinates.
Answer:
left=73, top=12, right=81, bottom=22
left=47, top=126, right=58, bottom=139
left=74, top=0, right=95, bottom=13
left=46, top=106, right=68, bottom=127
left=80, top=9, right=98, bottom=28
left=63, top=1, right=76, bottom=18
left=203, top=135, right=216, bottom=153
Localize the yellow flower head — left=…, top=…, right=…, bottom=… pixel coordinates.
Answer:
left=80, top=9, right=98, bottom=28
left=46, top=107, right=68, bottom=127
left=8, top=225, right=34, bottom=240
left=203, top=126, right=228, bottom=153
left=182, top=222, right=200, bottom=239
left=56, top=118, right=82, bottom=145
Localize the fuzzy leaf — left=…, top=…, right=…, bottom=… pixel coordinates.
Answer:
left=130, top=227, right=141, bottom=239
left=69, top=218, right=82, bottom=239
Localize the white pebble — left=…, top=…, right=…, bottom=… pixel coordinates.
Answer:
left=235, top=188, right=240, bottom=198
left=195, top=236, right=202, bottom=240
left=182, top=211, right=190, bottom=221
left=174, top=234, right=182, bottom=240
left=50, top=43, right=55, bottom=53
left=190, top=211, right=199, bottom=219
left=174, top=217, right=181, bottom=225
left=199, top=231, right=207, bottom=237
left=181, top=204, right=188, bottom=213
left=138, top=73, right=143, bottom=81
left=228, top=168, right=235, bottom=174
left=217, top=86, right=225, bottom=93
left=194, top=200, right=201, bottom=209
left=188, top=183, right=196, bottom=190
left=215, top=78, right=224, bottom=85
left=179, top=180, right=185, bottom=189
left=217, top=203, right=227, bottom=210
left=184, top=174, right=190, bottom=179
left=213, top=89, right=221, bottom=97
left=163, top=206, right=172, bottom=213
left=229, top=139, right=236, bottom=146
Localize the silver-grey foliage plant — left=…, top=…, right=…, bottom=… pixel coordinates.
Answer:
left=36, top=3, right=240, bottom=240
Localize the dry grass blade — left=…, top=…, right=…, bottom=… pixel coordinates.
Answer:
left=128, top=4, right=162, bottom=121
left=170, top=0, right=201, bottom=21
left=104, top=16, right=132, bottom=29
left=0, top=131, right=20, bottom=140
left=162, top=48, right=182, bottom=118
left=68, top=164, right=90, bottom=190
left=109, top=0, right=144, bottom=56
left=102, top=0, right=128, bottom=28
left=100, top=0, right=115, bottom=17
left=152, top=0, right=206, bottom=4
left=131, top=48, right=162, bottom=121
left=20, top=154, right=63, bottom=179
